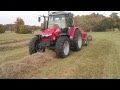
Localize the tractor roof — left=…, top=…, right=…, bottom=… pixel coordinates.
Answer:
left=49, top=11, right=73, bottom=16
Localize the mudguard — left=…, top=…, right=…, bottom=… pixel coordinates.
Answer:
left=69, top=27, right=80, bottom=40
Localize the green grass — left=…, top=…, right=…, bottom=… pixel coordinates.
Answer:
left=0, top=30, right=41, bottom=45
left=31, top=32, right=120, bottom=79
left=0, top=31, right=120, bottom=79
left=0, top=30, right=41, bottom=64
left=0, top=47, right=28, bottom=64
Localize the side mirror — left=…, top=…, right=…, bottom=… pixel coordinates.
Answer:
left=38, top=17, right=41, bottom=22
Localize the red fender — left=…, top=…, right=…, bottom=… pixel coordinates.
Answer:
left=69, top=26, right=79, bottom=40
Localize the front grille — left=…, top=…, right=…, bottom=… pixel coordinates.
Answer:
left=41, top=36, right=51, bottom=42
left=41, top=36, right=51, bottom=39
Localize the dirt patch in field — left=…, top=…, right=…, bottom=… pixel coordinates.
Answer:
left=0, top=50, right=57, bottom=79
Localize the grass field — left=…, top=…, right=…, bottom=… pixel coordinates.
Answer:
left=0, top=30, right=41, bottom=64
left=0, top=31, right=120, bottom=79
left=0, top=31, right=41, bottom=45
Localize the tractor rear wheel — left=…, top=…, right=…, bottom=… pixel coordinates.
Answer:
left=29, top=36, right=43, bottom=54
left=71, top=29, right=82, bottom=51
left=55, top=36, right=70, bottom=58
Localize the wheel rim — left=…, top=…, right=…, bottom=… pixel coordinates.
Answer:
left=63, top=41, right=69, bottom=56
left=78, top=35, right=82, bottom=48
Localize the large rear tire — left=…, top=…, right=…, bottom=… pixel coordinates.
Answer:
left=71, top=29, right=82, bottom=51
left=29, top=36, right=40, bottom=54
left=55, top=36, right=70, bottom=58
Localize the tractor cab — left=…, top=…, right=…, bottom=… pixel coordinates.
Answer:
left=39, top=11, right=74, bottom=33
left=48, top=12, right=74, bottom=28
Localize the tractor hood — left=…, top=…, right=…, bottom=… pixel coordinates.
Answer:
left=42, top=25, right=60, bottom=36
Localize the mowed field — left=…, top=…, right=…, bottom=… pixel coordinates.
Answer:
left=0, top=31, right=120, bottom=79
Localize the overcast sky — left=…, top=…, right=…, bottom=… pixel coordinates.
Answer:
left=0, top=11, right=120, bottom=26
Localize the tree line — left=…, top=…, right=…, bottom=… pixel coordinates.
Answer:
left=0, top=17, right=40, bottom=34
left=74, top=12, right=120, bottom=32
left=0, top=12, right=120, bottom=34
left=40, top=12, right=120, bottom=32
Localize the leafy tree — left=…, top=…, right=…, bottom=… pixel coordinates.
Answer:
left=14, top=17, right=32, bottom=34
left=93, top=18, right=113, bottom=32
left=110, top=13, right=119, bottom=20
left=14, top=17, right=24, bottom=33
left=0, top=24, right=5, bottom=33
left=74, top=13, right=105, bottom=32
left=19, top=26, right=32, bottom=34
left=110, top=13, right=120, bottom=30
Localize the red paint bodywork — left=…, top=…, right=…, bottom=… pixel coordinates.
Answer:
left=41, top=25, right=88, bottom=43
left=81, top=32, right=88, bottom=40
left=69, top=27, right=79, bottom=39
left=41, top=25, right=60, bottom=42
left=69, top=27, right=88, bottom=40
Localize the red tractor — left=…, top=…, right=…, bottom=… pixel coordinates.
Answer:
left=29, top=11, right=89, bottom=58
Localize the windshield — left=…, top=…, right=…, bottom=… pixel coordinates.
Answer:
left=48, top=15, right=66, bottom=29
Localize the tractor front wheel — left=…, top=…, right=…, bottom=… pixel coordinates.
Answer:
left=29, top=36, right=44, bottom=54
left=55, top=36, right=70, bottom=58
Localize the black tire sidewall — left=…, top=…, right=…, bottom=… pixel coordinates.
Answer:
left=72, top=29, right=82, bottom=51
left=55, top=36, right=70, bottom=58
left=29, top=36, right=39, bottom=54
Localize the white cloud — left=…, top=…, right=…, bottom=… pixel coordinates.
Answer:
left=0, top=11, right=120, bottom=26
